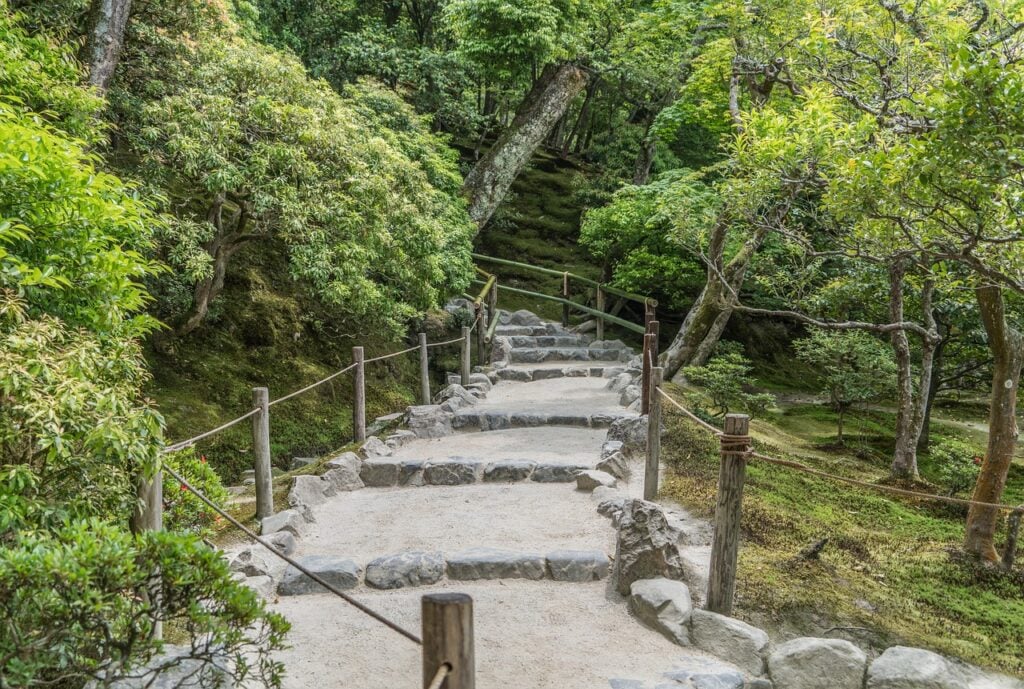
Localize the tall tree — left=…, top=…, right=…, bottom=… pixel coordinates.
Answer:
left=84, top=0, right=132, bottom=91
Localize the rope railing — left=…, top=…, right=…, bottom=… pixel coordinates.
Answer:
left=163, top=463, right=424, bottom=646
left=268, top=362, right=359, bottom=408
left=426, top=663, right=450, bottom=689
left=655, top=386, right=1024, bottom=514
left=364, top=344, right=421, bottom=364
left=426, top=335, right=467, bottom=348
left=163, top=407, right=262, bottom=454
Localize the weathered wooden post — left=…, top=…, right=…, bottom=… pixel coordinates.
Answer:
left=252, top=386, right=273, bottom=521
left=422, top=593, right=475, bottom=689
left=460, top=326, right=471, bottom=386
left=707, top=413, right=750, bottom=615
left=644, top=366, right=663, bottom=501
left=649, top=318, right=660, bottom=364
left=353, top=346, right=366, bottom=442
left=641, top=332, right=654, bottom=414
left=475, top=303, right=486, bottom=366
left=419, top=332, right=431, bottom=405
left=561, top=272, right=570, bottom=327
left=595, top=286, right=605, bottom=341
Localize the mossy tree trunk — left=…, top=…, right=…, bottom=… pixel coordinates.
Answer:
left=965, top=285, right=1023, bottom=562
left=463, top=62, right=588, bottom=229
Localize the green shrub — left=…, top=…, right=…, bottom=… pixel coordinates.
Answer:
left=162, top=450, right=230, bottom=538
left=683, top=348, right=776, bottom=416
left=931, top=438, right=982, bottom=496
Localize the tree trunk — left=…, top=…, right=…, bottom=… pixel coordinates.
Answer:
left=889, top=270, right=938, bottom=479
left=663, top=219, right=768, bottom=380
left=463, top=62, right=588, bottom=228
left=632, top=116, right=658, bottom=185
left=965, top=285, right=1024, bottom=562
left=563, top=78, right=598, bottom=157
left=84, top=0, right=133, bottom=92
left=918, top=330, right=947, bottom=451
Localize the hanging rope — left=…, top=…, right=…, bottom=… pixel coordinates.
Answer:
left=163, top=408, right=262, bottom=453
left=163, top=464, right=423, bottom=645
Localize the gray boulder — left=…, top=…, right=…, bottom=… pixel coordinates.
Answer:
left=288, top=475, right=328, bottom=513
left=768, top=637, right=867, bottom=689
left=289, top=456, right=315, bottom=470
left=690, top=609, right=769, bottom=676
left=866, top=647, right=968, bottom=689
left=94, top=645, right=228, bottom=688
left=423, top=459, right=481, bottom=485
left=612, top=499, right=690, bottom=595
left=244, top=575, right=276, bottom=601
left=446, top=548, right=546, bottom=581
left=229, top=547, right=272, bottom=577
left=628, top=578, right=693, bottom=645
left=359, top=436, right=391, bottom=458
left=365, top=551, right=445, bottom=590
left=435, top=383, right=479, bottom=407
left=279, top=555, right=361, bottom=596
left=619, top=385, right=641, bottom=406
left=406, top=405, right=454, bottom=438
left=385, top=430, right=417, bottom=451
left=483, top=460, right=536, bottom=482
left=398, top=460, right=426, bottom=486
left=546, top=550, right=609, bottom=581
left=607, top=416, right=648, bottom=458
left=324, top=452, right=364, bottom=492
left=469, top=372, right=493, bottom=391
left=595, top=451, right=630, bottom=480
left=260, top=509, right=307, bottom=538
left=576, top=469, right=617, bottom=491
left=264, top=530, right=297, bottom=556
left=601, top=440, right=625, bottom=458
left=506, top=309, right=543, bottom=326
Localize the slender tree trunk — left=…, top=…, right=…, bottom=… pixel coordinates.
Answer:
left=84, top=0, right=133, bottom=92
left=965, top=285, right=1023, bottom=562
left=837, top=407, right=845, bottom=445
left=919, top=331, right=947, bottom=451
left=463, top=62, right=588, bottom=229
left=563, top=78, right=598, bottom=157
left=632, top=117, right=657, bottom=185
left=889, top=270, right=938, bottom=479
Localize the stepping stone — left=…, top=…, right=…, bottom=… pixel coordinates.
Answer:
left=365, top=551, right=445, bottom=590
left=261, top=509, right=307, bottom=538
left=263, top=530, right=297, bottom=556
left=278, top=555, right=361, bottom=596
left=398, top=460, right=426, bottom=486
left=483, top=460, right=536, bottom=482
left=546, top=550, right=609, bottom=581
left=576, top=469, right=617, bottom=491
left=446, top=547, right=546, bottom=581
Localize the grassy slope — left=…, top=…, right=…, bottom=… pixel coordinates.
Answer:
left=661, top=386, right=1024, bottom=675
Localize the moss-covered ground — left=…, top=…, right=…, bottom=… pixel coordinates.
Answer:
left=660, top=382, right=1024, bottom=675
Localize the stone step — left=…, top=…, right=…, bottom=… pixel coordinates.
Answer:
left=493, top=365, right=626, bottom=382
left=360, top=457, right=592, bottom=487
left=277, top=547, right=610, bottom=595
left=506, top=335, right=590, bottom=348
left=452, top=409, right=630, bottom=431
left=494, top=324, right=565, bottom=337
left=509, top=347, right=631, bottom=364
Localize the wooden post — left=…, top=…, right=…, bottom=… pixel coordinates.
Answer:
left=422, top=593, right=475, bottom=689
left=561, top=272, right=570, bottom=327
left=596, top=286, right=605, bottom=341
left=486, top=283, right=499, bottom=363
left=475, top=303, right=486, bottom=366
left=707, top=413, right=750, bottom=615
left=252, top=386, right=273, bottom=521
left=641, top=333, right=654, bottom=414
left=419, top=332, right=431, bottom=405
left=353, top=346, right=366, bottom=442
left=649, top=319, right=660, bottom=363
left=460, top=326, right=471, bottom=386
left=644, top=366, right=663, bottom=501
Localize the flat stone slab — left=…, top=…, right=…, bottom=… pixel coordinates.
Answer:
left=532, top=463, right=590, bottom=483
left=866, top=646, right=968, bottom=689
left=483, top=460, right=537, bottom=482
left=360, top=460, right=400, bottom=487
left=577, top=469, right=617, bottom=491
left=769, top=637, right=866, bottom=689
left=365, top=551, right=445, bottom=590
left=423, top=458, right=482, bottom=485
left=279, top=555, right=361, bottom=596
left=690, top=609, right=769, bottom=676
left=447, top=547, right=546, bottom=581
left=546, top=550, right=609, bottom=581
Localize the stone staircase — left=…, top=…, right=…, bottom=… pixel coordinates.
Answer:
left=220, top=308, right=1021, bottom=689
